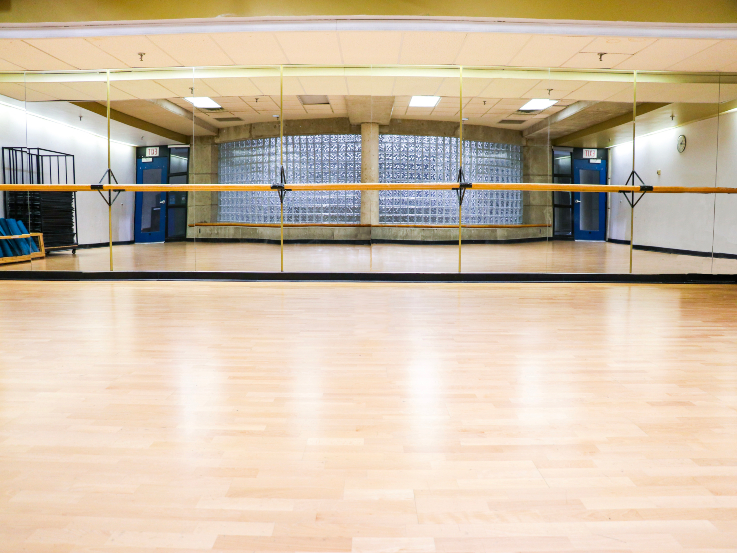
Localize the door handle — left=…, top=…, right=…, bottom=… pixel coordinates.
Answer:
left=160, top=200, right=166, bottom=204
left=574, top=200, right=581, bottom=203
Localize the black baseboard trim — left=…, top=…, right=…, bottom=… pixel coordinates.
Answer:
left=1, top=271, right=736, bottom=284
left=607, top=238, right=737, bottom=260
left=74, top=240, right=135, bottom=250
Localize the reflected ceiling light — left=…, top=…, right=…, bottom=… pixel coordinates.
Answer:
left=519, top=98, right=558, bottom=111
left=184, top=97, right=221, bottom=109
left=409, top=96, right=440, bottom=107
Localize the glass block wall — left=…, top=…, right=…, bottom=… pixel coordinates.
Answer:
left=219, top=135, right=361, bottom=224
left=379, top=136, right=523, bottom=225
left=218, top=134, right=523, bottom=225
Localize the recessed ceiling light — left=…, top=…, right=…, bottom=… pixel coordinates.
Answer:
left=184, top=97, right=222, bottom=109
left=409, top=96, right=440, bottom=108
left=519, top=99, right=558, bottom=112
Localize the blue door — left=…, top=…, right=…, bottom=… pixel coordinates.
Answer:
left=573, top=158, right=607, bottom=241
left=134, top=157, right=168, bottom=243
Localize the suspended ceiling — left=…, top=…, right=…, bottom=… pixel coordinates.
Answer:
left=1, top=27, right=736, bottom=143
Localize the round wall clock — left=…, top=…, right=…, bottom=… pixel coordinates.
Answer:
left=677, top=135, right=687, bottom=153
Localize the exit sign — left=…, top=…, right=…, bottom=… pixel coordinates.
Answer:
left=583, top=148, right=597, bottom=159
left=145, top=147, right=160, bottom=157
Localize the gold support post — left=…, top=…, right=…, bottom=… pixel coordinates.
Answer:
left=630, top=71, right=637, bottom=274
left=280, top=65, right=284, bottom=272
left=458, top=66, right=463, bottom=273
left=107, top=70, right=113, bottom=272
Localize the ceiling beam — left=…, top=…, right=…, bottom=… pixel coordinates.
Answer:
left=345, top=96, right=395, bottom=125
left=523, top=101, right=599, bottom=138
left=148, top=99, right=219, bottom=135
left=553, top=103, right=670, bottom=146
left=70, top=101, right=189, bottom=144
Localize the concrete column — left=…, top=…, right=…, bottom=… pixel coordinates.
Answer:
left=360, top=122, right=379, bottom=225
left=187, top=136, right=219, bottom=238
left=522, top=137, right=553, bottom=236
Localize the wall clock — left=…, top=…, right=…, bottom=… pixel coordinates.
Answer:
left=677, top=135, right=687, bottom=153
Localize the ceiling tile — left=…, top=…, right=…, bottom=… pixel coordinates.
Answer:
left=479, top=79, right=537, bottom=98
left=563, top=81, right=632, bottom=101
left=614, top=39, right=718, bottom=70
left=561, top=52, right=631, bottom=69
left=157, top=78, right=220, bottom=98
left=346, top=76, right=395, bottom=96
left=299, top=76, right=348, bottom=95
left=210, top=33, right=288, bottom=65
left=455, top=33, right=532, bottom=66
left=112, top=79, right=177, bottom=100
left=338, top=32, right=402, bottom=65
left=202, top=77, right=262, bottom=97
left=0, top=39, right=75, bottom=70
left=147, top=34, right=234, bottom=67
left=392, top=77, right=444, bottom=96
left=508, top=35, right=595, bottom=68
left=399, top=32, right=466, bottom=65
left=85, top=36, right=179, bottom=68
left=581, top=37, right=656, bottom=55
left=24, top=38, right=126, bottom=70
left=0, top=58, right=24, bottom=70
left=250, top=76, right=303, bottom=96
left=669, top=40, right=737, bottom=71
left=274, top=32, right=342, bottom=65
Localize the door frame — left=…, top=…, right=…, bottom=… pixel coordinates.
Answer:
left=572, top=158, right=607, bottom=241
left=134, top=156, right=168, bottom=243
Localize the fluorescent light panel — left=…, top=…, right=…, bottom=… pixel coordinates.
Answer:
left=519, top=98, right=558, bottom=111
left=409, top=95, right=440, bottom=108
left=184, top=97, right=221, bottom=109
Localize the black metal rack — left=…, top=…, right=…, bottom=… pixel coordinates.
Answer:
left=2, top=147, right=79, bottom=252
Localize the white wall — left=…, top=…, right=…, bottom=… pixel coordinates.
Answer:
left=609, top=112, right=737, bottom=256
left=0, top=97, right=135, bottom=245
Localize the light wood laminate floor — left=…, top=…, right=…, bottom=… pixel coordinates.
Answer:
left=3, top=240, right=737, bottom=273
left=1, top=281, right=736, bottom=552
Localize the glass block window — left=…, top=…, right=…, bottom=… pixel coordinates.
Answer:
left=378, top=136, right=523, bottom=225
left=219, top=135, right=361, bottom=224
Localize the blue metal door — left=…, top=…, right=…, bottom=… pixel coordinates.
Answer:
left=573, top=158, right=607, bottom=241
left=134, top=157, right=168, bottom=243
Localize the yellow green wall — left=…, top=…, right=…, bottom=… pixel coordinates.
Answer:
left=1, top=0, right=737, bottom=24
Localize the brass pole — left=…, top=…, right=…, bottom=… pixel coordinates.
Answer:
left=107, top=70, right=113, bottom=272
left=459, top=66, right=463, bottom=273
left=280, top=65, right=284, bottom=272
left=630, top=71, right=637, bottom=274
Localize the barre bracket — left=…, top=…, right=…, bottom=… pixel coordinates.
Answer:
left=453, top=168, right=472, bottom=206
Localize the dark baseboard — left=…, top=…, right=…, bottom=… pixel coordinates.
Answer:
left=75, top=240, right=135, bottom=250
left=1, top=271, right=736, bottom=284
left=607, top=238, right=737, bottom=260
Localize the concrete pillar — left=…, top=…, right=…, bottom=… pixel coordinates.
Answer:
left=360, top=122, right=379, bottom=225
left=187, top=136, right=219, bottom=238
left=522, top=137, right=553, bottom=236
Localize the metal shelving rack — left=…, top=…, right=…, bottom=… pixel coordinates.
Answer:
left=2, top=147, right=79, bottom=252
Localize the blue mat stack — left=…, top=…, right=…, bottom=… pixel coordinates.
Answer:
left=0, top=218, right=40, bottom=259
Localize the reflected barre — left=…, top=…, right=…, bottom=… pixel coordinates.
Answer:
left=2, top=182, right=737, bottom=193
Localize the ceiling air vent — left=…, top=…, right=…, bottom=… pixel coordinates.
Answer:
left=214, top=117, right=242, bottom=122
left=298, top=95, right=330, bottom=105
left=498, top=119, right=526, bottom=124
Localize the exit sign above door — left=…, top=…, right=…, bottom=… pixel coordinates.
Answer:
left=583, top=149, right=597, bottom=159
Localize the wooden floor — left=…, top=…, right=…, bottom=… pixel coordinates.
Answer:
left=1, top=281, right=737, bottom=552
left=2, top=240, right=737, bottom=273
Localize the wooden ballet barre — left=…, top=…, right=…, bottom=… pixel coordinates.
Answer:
left=2, top=183, right=737, bottom=193
left=190, top=222, right=552, bottom=228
